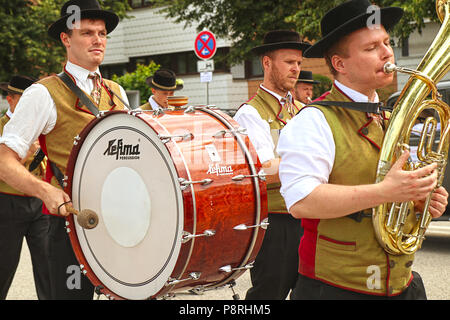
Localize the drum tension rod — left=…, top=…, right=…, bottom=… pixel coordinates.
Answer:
left=181, top=229, right=216, bottom=243
left=219, top=263, right=254, bottom=273
left=128, top=110, right=143, bottom=116
left=159, top=133, right=194, bottom=144
left=178, top=177, right=213, bottom=190
left=166, top=272, right=201, bottom=286
left=232, top=169, right=267, bottom=182
left=233, top=217, right=269, bottom=231
left=213, top=127, right=247, bottom=138
left=96, top=110, right=108, bottom=118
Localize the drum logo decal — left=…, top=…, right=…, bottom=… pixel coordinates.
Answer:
left=103, top=139, right=140, bottom=160
left=206, top=163, right=233, bottom=176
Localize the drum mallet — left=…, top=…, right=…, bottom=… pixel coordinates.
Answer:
left=65, top=205, right=99, bottom=230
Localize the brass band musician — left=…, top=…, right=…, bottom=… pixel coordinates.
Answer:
left=278, top=0, right=448, bottom=299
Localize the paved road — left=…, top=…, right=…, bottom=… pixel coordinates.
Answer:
left=6, top=222, right=450, bottom=300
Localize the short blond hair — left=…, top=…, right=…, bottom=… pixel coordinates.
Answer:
left=324, top=34, right=351, bottom=77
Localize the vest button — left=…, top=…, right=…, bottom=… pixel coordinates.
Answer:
left=389, top=260, right=396, bottom=268
left=361, top=127, right=369, bottom=135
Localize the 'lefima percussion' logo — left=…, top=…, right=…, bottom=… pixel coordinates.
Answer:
left=104, top=139, right=140, bottom=160
left=206, top=163, right=233, bottom=176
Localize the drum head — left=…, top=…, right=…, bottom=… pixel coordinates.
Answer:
left=69, top=112, right=184, bottom=299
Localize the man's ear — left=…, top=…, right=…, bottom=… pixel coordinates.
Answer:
left=60, top=32, right=70, bottom=48
left=331, top=54, right=346, bottom=75
left=261, top=55, right=272, bottom=72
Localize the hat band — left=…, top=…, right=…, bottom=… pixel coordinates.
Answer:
left=8, top=85, right=24, bottom=93
left=152, top=79, right=176, bottom=90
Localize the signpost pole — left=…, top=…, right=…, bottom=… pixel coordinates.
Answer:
left=194, top=31, right=217, bottom=106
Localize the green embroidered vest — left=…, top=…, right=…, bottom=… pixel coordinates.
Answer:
left=38, top=74, right=126, bottom=189
left=301, top=85, right=415, bottom=296
left=247, top=87, right=302, bottom=214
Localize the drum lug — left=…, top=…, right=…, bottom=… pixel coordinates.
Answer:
left=152, top=108, right=165, bottom=116
left=219, top=262, right=254, bottom=273
left=73, top=135, right=81, bottom=146
left=233, top=217, right=269, bottom=231
left=213, top=127, right=247, bottom=138
left=231, top=169, right=266, bottom=182
left=96, top=110, right=108, bottom=118
left=159, top=133, right=194, bottom=144
left=178, top=177, right=213, bottom=190
left=166, top=272, right=201, bottom=286
left=181, top=229, right=216, bottom=243
left=184, top=106, right=196, bottom=114
left=128, top=110, right=143, bottom=116
left=79, top=264, right=87, bottom=275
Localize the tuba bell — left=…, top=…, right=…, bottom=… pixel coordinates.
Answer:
left=373, top=0, right=450, bottom=255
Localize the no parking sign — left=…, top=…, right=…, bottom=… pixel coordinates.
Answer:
left=194, top=30, right=217, bottom=60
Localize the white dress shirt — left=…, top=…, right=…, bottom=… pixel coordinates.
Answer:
left=233, top=84, right=293, bottom=164
left=0, top=61, right=129, bottom=160
left=277, top=80, right=380, bottom=211
left=148, top=95, right=163, bottom=111
left=5, top=108, right=13, bottom=120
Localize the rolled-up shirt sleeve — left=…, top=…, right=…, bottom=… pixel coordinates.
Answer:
left=233, top=105, right=275, bottom=164
left=0, top=84, right=56, bottom=160
left=277, top=107, right=335, bottom=211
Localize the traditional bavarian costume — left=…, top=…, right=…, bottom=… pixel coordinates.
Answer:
left=233, top=30, right=311, bottom=299
left=278, top=0, right=427, bottom=299
left=0, top=75, right=50, bottom=300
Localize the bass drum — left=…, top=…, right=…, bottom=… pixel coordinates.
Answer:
left=64, top=108, right=267, bottom=300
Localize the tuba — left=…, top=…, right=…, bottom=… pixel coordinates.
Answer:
left=373, top=0, right=450, bottom=255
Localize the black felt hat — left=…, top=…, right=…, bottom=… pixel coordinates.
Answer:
left=146, top=69, right=183, bottom=91
left=48, top=0, right=119, bottom=41
left=304, top=0, right=403, bottom=58
left=251, top=30, right=311, bottom=56
left=0, top=75, right=36, bottom=95
left=297, top=71, right=320, bottom=84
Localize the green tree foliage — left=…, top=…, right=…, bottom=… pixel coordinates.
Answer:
left=157, top=0, right=441, bottom=66
left=0, top=0, right=131, bottom=82
left=313, top=74, right=333, bottom=98
left=112, top=62, right=161, bottom=105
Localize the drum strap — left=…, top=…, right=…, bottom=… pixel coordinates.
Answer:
left=301, top=101, right=393, bottom=115
left=57, top=72, right=100, bottom=116
left=28, top=149, right=46, bottom=172
left=102, top=82, right=134, bottom=110
left=49, top=161, right=65, bottom=189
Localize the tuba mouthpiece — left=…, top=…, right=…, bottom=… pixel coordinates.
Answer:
left=383, top=62, right=397, bottom=74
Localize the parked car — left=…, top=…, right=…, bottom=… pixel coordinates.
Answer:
left=385, top=80, right=450, bottom=222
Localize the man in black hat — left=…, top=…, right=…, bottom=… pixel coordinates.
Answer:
left=0, top=75, right=50, bottom=300
left=293, top=70, right=321, bottom=107
left=233, top=30, right=310, bottom=300
left=277, top=0, right=447, bottom=299
left=0, top=0, right=129, bottom=299
left=140, top=69, right=184, bottom=110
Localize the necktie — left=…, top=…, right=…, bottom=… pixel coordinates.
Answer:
left=88, top=73, right=101, bottom=105
left=282, top=95, right=296, bottom=118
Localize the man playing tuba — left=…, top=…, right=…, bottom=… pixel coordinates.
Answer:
left=278, top=0, right=448, bottom=299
